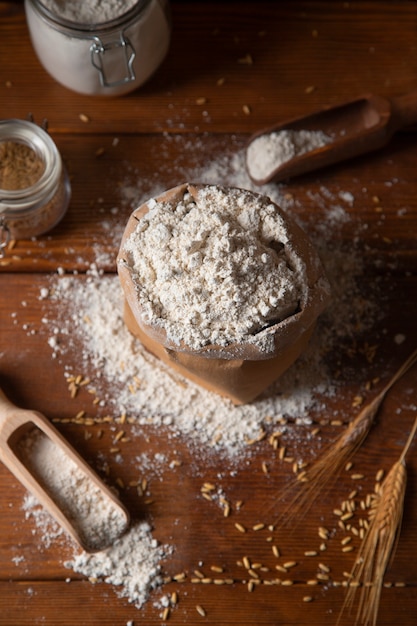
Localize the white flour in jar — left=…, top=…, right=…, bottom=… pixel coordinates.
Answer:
left=246, top=129, right=333, bottom=181
left=39, top=0, right=138, bottom=23
left=122, top=185, right=308, bottom=350
left=24, top=0, right=171, bottom=96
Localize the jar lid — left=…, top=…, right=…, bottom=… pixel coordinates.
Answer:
left=28, top=0, right=151, bottom=32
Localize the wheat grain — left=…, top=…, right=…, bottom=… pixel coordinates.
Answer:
left=339, top=415, right=417, bottom=626
left=270, top=349, right=417, bottom=527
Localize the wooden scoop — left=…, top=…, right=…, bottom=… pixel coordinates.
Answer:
left=246, top=90, right=417, bottom=185
left=0, top=387, right=130, bottom=553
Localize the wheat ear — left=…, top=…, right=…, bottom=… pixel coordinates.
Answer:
left=340, top=415, right=417, bottom=626
left=274, top=348, right=417, bottom=526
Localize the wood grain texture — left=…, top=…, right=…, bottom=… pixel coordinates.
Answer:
left=0, top=2, right=417, bottom=625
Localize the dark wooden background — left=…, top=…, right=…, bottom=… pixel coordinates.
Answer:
left=1, top=2, right=416, bottom=624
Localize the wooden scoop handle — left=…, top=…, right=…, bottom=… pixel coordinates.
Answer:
left=0, top=387, right=129, bottom=553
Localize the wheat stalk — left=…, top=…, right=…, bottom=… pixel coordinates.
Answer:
left=273, top=348, right=417, bottom=526
left=340, top=415, right=417, bottom=626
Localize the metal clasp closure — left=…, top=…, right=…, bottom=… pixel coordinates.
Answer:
left=0, top=215, right=11, bottom=258
left=90, top=32, right=136, bottom=88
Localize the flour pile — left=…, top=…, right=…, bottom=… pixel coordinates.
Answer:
left=121, top=184, right=309, bottom=350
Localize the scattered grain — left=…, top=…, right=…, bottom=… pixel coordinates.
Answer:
left=375, top=469, right=385, bottom=482
left=242, top=556, right=251, bottom=570
left=318, top=526, right=329, bottom=540
left=342, top=545, right=354, bottom=553
left=235, top=523, right=246, bottom=533
left=238, top=53, right=253, bottom=64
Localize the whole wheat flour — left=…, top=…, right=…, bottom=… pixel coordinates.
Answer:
left=122, top=185, right=307, bottom=350
left=246, top=129, right=333, bottom=181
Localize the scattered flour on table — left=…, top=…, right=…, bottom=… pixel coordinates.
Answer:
left=44, top=267, right=325, bottom=455
left=246, top=129, right=333, bottom=181
left=65, top=520, right=169, bottom=609
left=23, top=140, right=383, bottom=611
left=40, top=145, right=379, bottom=458
left=22, top=492, right=169, bottom=609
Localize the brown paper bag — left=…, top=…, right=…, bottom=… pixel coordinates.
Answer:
left=117, top=183, right=330, bottom=405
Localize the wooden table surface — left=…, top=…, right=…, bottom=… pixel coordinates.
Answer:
left=1, top=1, right=417, bottom=624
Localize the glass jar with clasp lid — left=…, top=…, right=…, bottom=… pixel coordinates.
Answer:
left=0, top=118, right=71, bottom=256
left=24, top=0, right=171, bottom=96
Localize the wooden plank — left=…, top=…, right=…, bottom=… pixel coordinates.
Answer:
left=1, top=2, right=417, bottom=625
left=1, top=3, right=417, bottom=134
left=0, top=132, right=416, bottom=272
left=0, top=579, right=417, bottom=625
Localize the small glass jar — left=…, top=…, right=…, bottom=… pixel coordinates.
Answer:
left=0, top=119, right=71, bottom=249
left=24, top=0, right=171, bottom=97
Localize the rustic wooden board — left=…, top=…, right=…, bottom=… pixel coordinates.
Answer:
left=1, top=2, right=417, bottom=625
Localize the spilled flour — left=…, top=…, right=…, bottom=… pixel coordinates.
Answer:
left=44, top=268, right=328, bottom=452
left=20, top=138, right=385, bottom=613
left=39, top=145, right=380, bottom=459
left=22, top=493, right=169, bottom=609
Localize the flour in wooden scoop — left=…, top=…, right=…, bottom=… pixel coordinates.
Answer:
left=18, top=428, right=128, bottom=552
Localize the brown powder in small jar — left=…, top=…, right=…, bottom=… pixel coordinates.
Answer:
left=0, top=140, right=45, bottom=190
